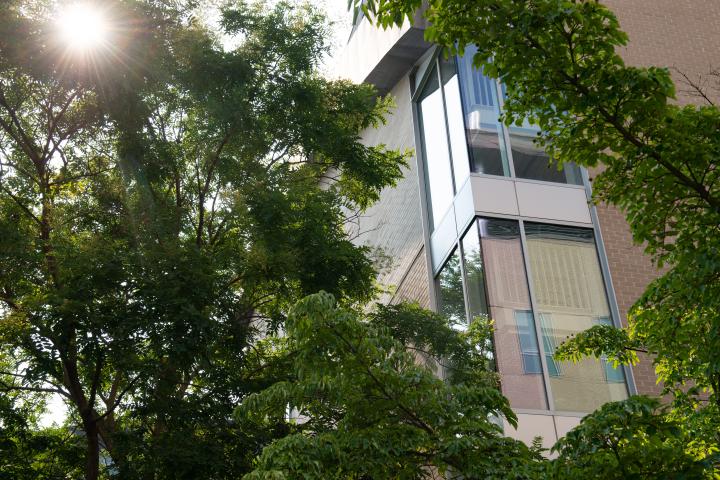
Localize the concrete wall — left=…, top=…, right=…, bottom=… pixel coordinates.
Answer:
left=352, top=75, right=430, bottom=306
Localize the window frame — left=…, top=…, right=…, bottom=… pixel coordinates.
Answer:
left=434, top=216, right=634, bottom=415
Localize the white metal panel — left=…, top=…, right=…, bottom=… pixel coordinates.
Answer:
left=453, top=178, right=475, bottom=237
left=430, top=205, right=458, bottom=273
left=515, top=182, right=591, bottom=224
left=470, top=175, right=519, bottom=216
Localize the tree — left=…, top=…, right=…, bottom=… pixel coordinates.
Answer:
left=238, top=292, right=544, bottom=479
left=352, top=0, right=720, bottom=474
left=0, top=0, right=408, bottom=478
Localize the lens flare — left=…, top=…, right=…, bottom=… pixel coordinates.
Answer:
left=57, top=3, right=108, bottom=52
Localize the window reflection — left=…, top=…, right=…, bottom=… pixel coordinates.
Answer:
left=524, top=223, right=628, bottom=412
left=437, top=249, right=466, bottom=327
left=440, top=57, right=471, bottom=188
left=507, top=119, right=583, bottom=185
left=418, top=65, right=454, bottom=228
left=456, top=46, right=509, bottom=177
left=475, top=219, right=549, bottom=410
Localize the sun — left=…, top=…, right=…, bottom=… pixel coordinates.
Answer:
left=57, top=3, right=109, bottom=52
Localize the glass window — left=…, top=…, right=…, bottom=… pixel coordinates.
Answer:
left=524, top=223, right=628, bottom=412
left=418, top=65, right=454, bottom=229
left=598, top=317, right=626, bottom=383
left=440, top=57, right=471, bottom=188
left=514, top=310, right=542, bottom=374
left=507, top=118, right=583, bottom=185
left=456, top=46, right=509, bottom=177
left=460, top=224, right=488, bottom=323
left=437, top=249, right=466, bottom=327
left=476, top=218, right=548, bottom=410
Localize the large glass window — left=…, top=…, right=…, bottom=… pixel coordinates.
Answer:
left=418, top=65, right=454, bottom=229
left=456, top=46, right=509, bottom=177
left=441, top=57, right=471, bottom=189
left=524, top=223, right=628, bottom=412
left=506, top=117, right=583, bottom=185
left=476, top=219, right=549, bottom=410
left=437, top=218, right=628, bottom=413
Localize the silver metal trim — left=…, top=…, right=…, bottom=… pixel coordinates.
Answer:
left=518, top=219, right=556, bottom=411
left=581, top=168, right=638, bottom=396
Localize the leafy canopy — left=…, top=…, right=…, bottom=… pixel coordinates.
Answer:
left=0, top=0, right=408, bottom=478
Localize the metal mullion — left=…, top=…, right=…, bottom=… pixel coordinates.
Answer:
left=437, top=58, right=459, bottom=194
left=581, top=168, right=638, bottom=396
left=518, top=219, right=555, bottom=411
left=495, top=79, right=516, bottom=179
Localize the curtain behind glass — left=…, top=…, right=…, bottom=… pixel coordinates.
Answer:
left=524, top=223, right=628, bottom=412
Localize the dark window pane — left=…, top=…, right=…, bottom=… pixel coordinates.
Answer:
left=508, top=121, right=583, bottom=185
left=437, top=249, right=466, bottom=326
left=460, top=223, right=489, bottom=321
left=456, top=47, right=509, bottom=177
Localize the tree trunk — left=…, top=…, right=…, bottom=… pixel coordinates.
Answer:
left=82, top=414, right=101, bottom=480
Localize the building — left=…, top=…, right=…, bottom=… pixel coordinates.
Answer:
left=333, top=1, right=720, bottom=448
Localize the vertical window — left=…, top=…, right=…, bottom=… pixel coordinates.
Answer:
left=437, top=249, right=466, bottom=327
left=418, top=65, right=454, bottom=228
left=456, top=46, right=509, bottom=177
left=460, top=223, right=488, bottom=322
left=524, top=223, right=628, bottom=412
left=440, top=57, right=471, bottom=188
left=475, top=218, right=549, bottom=410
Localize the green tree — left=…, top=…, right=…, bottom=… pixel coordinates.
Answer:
left=0, top=0, right=407, bottom=478
left=352, top=0, right=720, bottom=475
left=239, top=292, right=543, bottom=479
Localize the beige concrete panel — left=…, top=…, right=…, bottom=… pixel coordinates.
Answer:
left=553, top=415, right=582, bottom=440
left=333, top=19, right=410, bottom=84
left=503, top=413, right=557, bottom=451
left=470, top=175, right=519, bottom=216
left=516, top=182, right=591, bottom=224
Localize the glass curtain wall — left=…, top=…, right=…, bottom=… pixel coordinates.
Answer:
left=524, top=223, right=628, bottom=412
left=456, top=47, right=509, bottom=177
left=455, top=47, right=583, bottom=185
left=437, top=218, right=628, bottom=413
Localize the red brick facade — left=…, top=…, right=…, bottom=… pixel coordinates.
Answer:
left=590, top=0, right=719, bottom=396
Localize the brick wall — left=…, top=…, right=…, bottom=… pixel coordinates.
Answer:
left=391, top=246, right=431, bottom=309
left=592, top=0, right=719, bottom=396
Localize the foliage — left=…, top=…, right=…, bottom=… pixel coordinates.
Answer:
left=355, top=0, right=720, bottom=473
left=550, top=396, right=719, bottom=480
left=0, top=0, right=408, bottom=478
left=0, top=364, right=84, bottom=479
left=238, top=292, right=544, bottom=480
